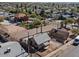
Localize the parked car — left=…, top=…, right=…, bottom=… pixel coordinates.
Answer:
left=73, top=35, right=79, bottom=46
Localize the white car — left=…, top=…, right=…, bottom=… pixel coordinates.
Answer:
left=73, top=35, right=79, bottom=46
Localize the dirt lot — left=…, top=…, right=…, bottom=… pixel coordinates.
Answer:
left=32, top=41, right=62, bottom=57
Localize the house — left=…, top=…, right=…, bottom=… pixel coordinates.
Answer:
left=0, top=42, right=28, bottom=57
left=0, top=12, right=4, bottom=17
left=0, top=25, right=30, bottom=51
left=14, top=13, right=29, bottom=22
left=35, top=9, right=42, bottom=15
left=49, top=28, right=69, bottom=44
left=72, top=24, right=79, bottom=29
left=31, top=33, right=51, bottom=50
left=0, top=20, right=11, bottom=25
left=62, top=14, right=70, bottom=18
left=45, top=9, right=51, bottom=13
left=0, top=12, right=11, bottom=18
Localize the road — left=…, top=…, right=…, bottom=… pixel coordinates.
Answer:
left=59, top=45, right=79, bottom=57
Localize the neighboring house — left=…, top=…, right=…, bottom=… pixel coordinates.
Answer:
left=49, top=28, right=69, bottom=44
left=45, top=9, right=51, bottom=13
left=0, top=12, right=4, bottom=17
left=72, top=24, right=79, bottom=29
left=0, top=20, right=11, bottom=25
left=31, top=33, right=51, bottom=50
left=52, top=13, right=60, bottom=20
left=0, top=25, right=51, bottom=51
left=14, top=13, right=29, bottom=22
left=0, top=42, right=28, bottom=57
left=0, top=12, right=11, bottom=18
left=45, top=18, right=52, bottom=21
left=0, top=25, right=29, bottom=51
left=62, top=14, right=71, bottom=19
left=35, top=9, right=42, bottom=15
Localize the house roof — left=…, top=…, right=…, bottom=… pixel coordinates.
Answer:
left=15, top=13, right=26, bottom=18
left=49, top=28, right=69, bottom=43
left=33, top=33, right=51, bottom=45
left=0, top=20, right=11, bottom=25
left=0, top=42, right=28, bottom=57
left=15, top=13, right=29, bottom=21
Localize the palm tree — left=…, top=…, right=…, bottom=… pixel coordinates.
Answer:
left=63, top=18, right=75, bottom=28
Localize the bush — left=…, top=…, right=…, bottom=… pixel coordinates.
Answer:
left=19, top=22, right=28, bottom=28
left=0, top=16, right=4, bottom=22
left=71, top=29, right=79, bottom=35
left=30, top=13, right=37, bottom=18
left=32, top=19, right=41, bottom=28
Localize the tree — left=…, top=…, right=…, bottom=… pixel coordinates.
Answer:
left=36, top=15, right=43, bottom=20
left=9, top=9, right=17, bottom=13
left=30, top=13, right=37, bottom=18
left=19, top=21, right=28, bottom=28
left=63, top=19, right=74, bottom=28
left=32, top=19, right=41, bottom=28
left=16, top=4, right=19, bottom=13
left=71, top=29, right=79, bottom=36
left=76, top=18, right=79, bottom=25
left=27, top=9, right=32, bottom=14
left=40, top=9, right=45, bottom=17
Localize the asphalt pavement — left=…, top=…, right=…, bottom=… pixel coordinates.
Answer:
left=59, top=45, right=79, bottom=57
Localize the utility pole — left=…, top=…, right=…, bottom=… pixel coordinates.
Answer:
left=27, top=31, right=32, bottom=57
left=36, top=27, right=38, bottom=34
left=40, top=23, right=43, bottom=33
left=27, top=21, right=32, bottom=57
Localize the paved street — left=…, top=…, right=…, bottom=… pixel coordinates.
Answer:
left=59, top=45, right=79, bottom=57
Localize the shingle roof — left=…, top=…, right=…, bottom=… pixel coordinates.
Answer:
left=15, top=13, right=26, bottom=18
left=49, top=28, right=69, bottom=43
left=34, top=33, right=51, bottom=45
